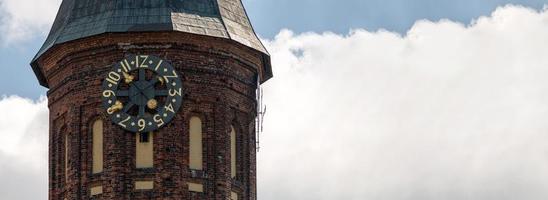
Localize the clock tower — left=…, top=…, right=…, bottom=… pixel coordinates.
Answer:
left=30, top=1, right=271, bottom=199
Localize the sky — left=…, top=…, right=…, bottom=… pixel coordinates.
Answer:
left=2, top=0, right=548, bottom=199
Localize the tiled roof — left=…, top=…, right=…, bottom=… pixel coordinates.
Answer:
left=31, top=0, right=270, bottom=87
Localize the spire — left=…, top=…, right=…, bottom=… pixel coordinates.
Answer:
left=31, top=0, right=270, bottom=87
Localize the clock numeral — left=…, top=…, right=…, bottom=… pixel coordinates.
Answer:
left=137, top=55, right=149, bottom=68
left=165, top=103, right=175, bottom=113
left=169, top=88, right=182, bottom=96
left=106, top=72, right=121, bottom=85
left=153, top=114, right=165, bottom=127
left=119, top=116, right=131, bottom=128
left=138, top=119, right=146, bottom=131
left=163, top=70, right=178, bottom=83
left=103, top=90, right=116, bottom=97
left=154, top=60, right=163, bottom=71
left=121, top=60, right=132, bottom=72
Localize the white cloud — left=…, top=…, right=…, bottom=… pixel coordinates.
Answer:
left=3, top=4, right=548, bottom=200
left=258, top=5, right=548, bottom=200
left=0, top=96, right=48, bottom=199
left=0, top=0, right=61, bottom=44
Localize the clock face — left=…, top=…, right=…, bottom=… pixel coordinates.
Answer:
left=101, top=55, right=183, bottom=133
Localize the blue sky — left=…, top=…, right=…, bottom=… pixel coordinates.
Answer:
left=245, top=0, right=546, bottom=37
left=1, top=0, right=546, bottom=99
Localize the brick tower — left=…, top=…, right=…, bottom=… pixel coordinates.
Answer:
left=30, top=1, right=272, bottom=199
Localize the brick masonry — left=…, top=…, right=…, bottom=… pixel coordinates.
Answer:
left=36, top=31, right=270, bottom=199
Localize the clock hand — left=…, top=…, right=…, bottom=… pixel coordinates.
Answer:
left=107, top=101, right=124, bottom=114
left=123, top=102, right=135, bottom=113
left=122, top=72, right=134, bottom=84
left=129, top=77, right=162, bottom=102
left=129, top=83, right=141, bottom=99
left=135, top=85, right=154, bottom=105
left=138, top=104, right=146, bottom=116
left=128, top=81, right=146, bottom=99
left=127, top=76, right=163, bottom=105
left=140, top=76, right=161, bottom=91
left=132, top=81, right=143, bottom=90
left=140, top=90, right=151, bottom=101
left=155, top=76, right=165, bottom=86
left=138, top=68, right=146, bottom=81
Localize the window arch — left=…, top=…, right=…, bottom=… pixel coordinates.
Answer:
left=189, top=117, right=203, bottom=170
left=92, top=119, right=103, bottom=174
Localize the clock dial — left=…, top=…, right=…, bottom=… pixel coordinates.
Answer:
left=101, top=55, right=183, bottom=133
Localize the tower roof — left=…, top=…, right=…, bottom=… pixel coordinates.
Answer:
left=31, top=0, right=270, bottom=87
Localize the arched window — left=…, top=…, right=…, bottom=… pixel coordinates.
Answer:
left=136, top=132, right=154, bottom=168
left=92, top=119, right=103, bottom=174
left=189, top=117, right=203, bottom=170
left=65, top=132, right=69, bottom=183
left=230, top=126, right=237, bottom=178
left=56, top=126, right=67, bottom=189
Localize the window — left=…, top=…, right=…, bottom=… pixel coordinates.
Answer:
left=92, top=120, right=103, bottom=174
left=135, top=180, right=154, bottom=190
left=188, top=182, right=204, bottom=193
left=231, top=191, right=238, bottom=200
left=65, top=133, right=69, bottom=183
left=189, top=117, right=203, bottom=170
left=90, top=185, right=103, bottom=196
left=136, top=132, right=154, bottom=168
left=230, top=126, right=236, bottom=178
left=56, top=126, right=67, bottom=189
